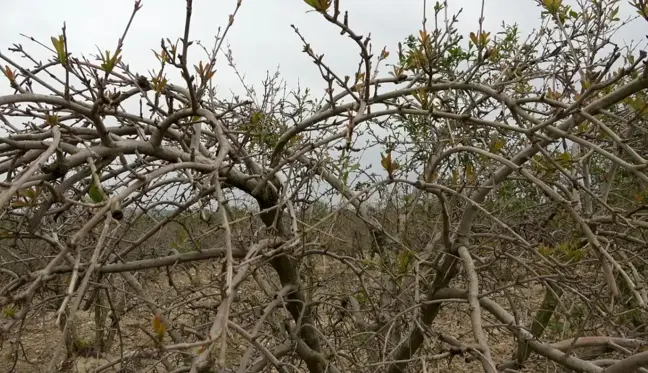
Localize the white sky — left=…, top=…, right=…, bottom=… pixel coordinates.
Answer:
left=2, top=0, right=643, bottom=96
left=1, top=0, right=646, bottom=208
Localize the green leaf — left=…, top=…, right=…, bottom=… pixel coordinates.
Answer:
left=568, top=248, right=586, bottom=262
left=151, top=76, right=168, bottom=94
left=51, top=35, right=66, bottom=64
left=2, top=305, right=16, bottom=318
left=489, top=135, right=505, bottom=152
left=465, top=162, right=477, bottom=183
left=288, top=134, right=304, bottom=146
left=45, top=113, right=59, bottom=127
left=397, top=250, right=413, bottom=274
left=250, top=111, right=264, bottom=125
left=88, top=184, right=105, bottom=203
left=304, top=0, right=331, bottom=12
left=100, top=49, right=122, bottom=73
left=542, top=0, right=562, bottom=13
left=538, top=245, right=554, bottom=257
left=304, top=0, right=318, bottom=8
left=555, top=152, right=572, bottom=168
left=469, top=32, right=478, bottom=45
left=18, top=187, right=37, bottom=200
left=356, top=289, right=368, bottom=305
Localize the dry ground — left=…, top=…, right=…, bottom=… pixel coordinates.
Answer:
left=0, top=258, right=567, bottom=373
left=0, top=209, right=627, bottom=373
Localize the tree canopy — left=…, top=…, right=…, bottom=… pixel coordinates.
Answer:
left=2, top=0, right=648, bottom=372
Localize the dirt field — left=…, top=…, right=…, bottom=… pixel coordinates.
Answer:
left=1, top=256, right=568, bottom=373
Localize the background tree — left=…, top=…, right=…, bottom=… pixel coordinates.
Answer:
left=1, top=0, right=648, bottom=372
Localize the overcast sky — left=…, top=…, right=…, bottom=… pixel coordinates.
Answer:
left=2, top=0, right=644, bottom=96
left=1, top=0, right=646, bottom=207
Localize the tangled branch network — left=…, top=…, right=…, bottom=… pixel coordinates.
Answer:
left=2, top=0, right=648, bottom=372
